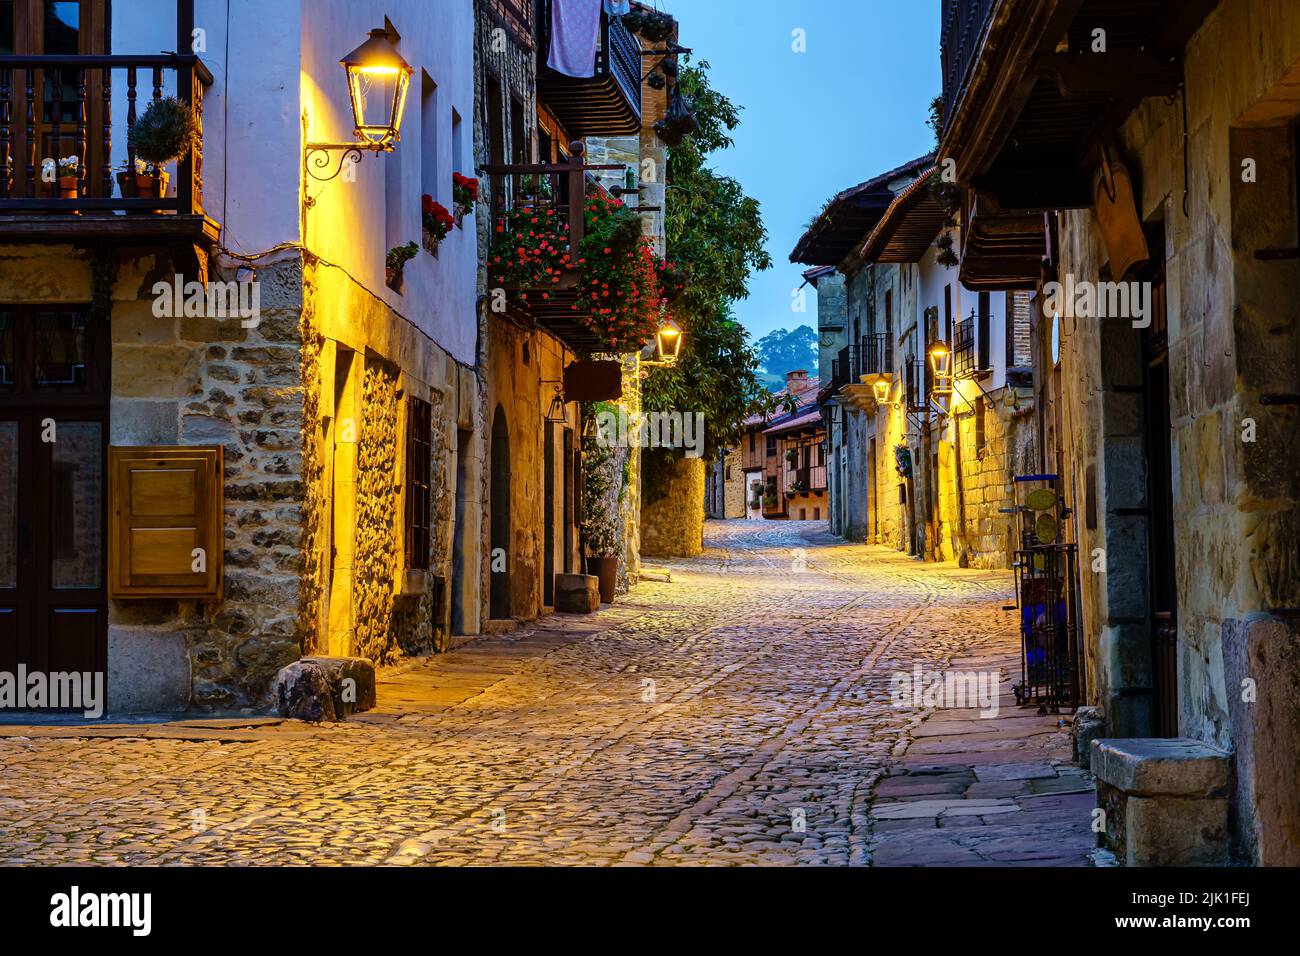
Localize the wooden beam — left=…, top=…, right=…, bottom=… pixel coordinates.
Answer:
left=1034, top=52, right=1180, bottom=99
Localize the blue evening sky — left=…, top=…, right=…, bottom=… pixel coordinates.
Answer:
left=668, top=0, right=941, bottom=341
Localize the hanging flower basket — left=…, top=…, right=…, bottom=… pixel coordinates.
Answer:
left=488, top=185, right=663, bottom=352
left=422, top=194, right=455, bottom=253
left=452, top=172, right=478, bottom=225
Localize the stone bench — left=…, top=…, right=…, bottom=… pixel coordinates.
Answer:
left=275, top=656, right=376, bottom=723
left=1091, top=737, right=1231, bottom=866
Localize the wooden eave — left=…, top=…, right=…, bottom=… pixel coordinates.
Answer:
left=939, top=0, right=1218, bottom=212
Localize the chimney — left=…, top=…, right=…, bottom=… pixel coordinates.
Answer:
left=785, top=369, right=809, bottom=391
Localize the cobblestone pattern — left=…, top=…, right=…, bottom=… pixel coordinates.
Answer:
left=0, top=521, right=1048, bottom=866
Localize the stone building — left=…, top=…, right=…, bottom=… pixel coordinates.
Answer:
left=0, top=0, right=481, bottom=712
left=704, top=448, right=745, bottom=520
left=475, top=1, right=685, bottom=598
left=728, top=370, right=825, bottom=521
left=940, top=0, right=1300, bottom=864
left=795, top=155, right=1033, bottom=568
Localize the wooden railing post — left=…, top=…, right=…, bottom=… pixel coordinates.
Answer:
left=567, top=141, right=586, bottom=249
left=101, top=66, right=112, bottom=199
left=24, top=67, right=34, bottom=198
left=75, top=68, right=87, bottom=197
left=175, top=59, right=196, bottom=216
left=0, top=69, right=10, bottom=198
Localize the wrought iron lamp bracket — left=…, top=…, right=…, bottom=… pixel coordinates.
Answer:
left=303, top=141, right=389, bottom=205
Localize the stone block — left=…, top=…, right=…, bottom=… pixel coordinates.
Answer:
left=300, top=655, right=376, bottom=717
left=274, top=656, right=376, bottom=722
left=554, top=574, right=600, bottom=614
left=110, top=399, right=179, bottom=445
left=1125, top=795, right=1229, bottom=866
left=1071, top=706, right=1106, bottom=766
left=274, top=661, right=335, bottom=722
left=1091, top=737, right=1230, bottom=796
left=106, top=626, right=192, bottom=714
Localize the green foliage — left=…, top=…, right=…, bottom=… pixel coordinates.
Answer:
left=128, top=96, right=198, bottom=167
left=580, top=427, right=619, bottom=558
left=644, top=60, right=773, bottom=458
left=386, top=241, right=418, bottom=272
left=753, top=326, right=818, bottom=389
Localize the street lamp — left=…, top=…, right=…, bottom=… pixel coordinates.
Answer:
left=305, top=28, right=413, bottom=186
left=872, top=378, right=894, bottom=406
left=342, top=29, right=414, bottom=149
left=643, top=318, right=684, bottom=369
left=656, top=318, right=683, bottom=363
left=929, top=341, right=954, bottom=397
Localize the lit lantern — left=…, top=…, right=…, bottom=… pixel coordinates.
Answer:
left=929, top=342, right=954, bottom=396
left=342, top=28, right=413, bottom=150
left=872, top=378, right=892, bottom=406
left=656, top=318, right=683, bottom=364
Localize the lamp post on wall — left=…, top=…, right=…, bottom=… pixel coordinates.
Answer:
left=643, top=318, right=684, bottom=369
left=304, top=27, right=413, bottom=190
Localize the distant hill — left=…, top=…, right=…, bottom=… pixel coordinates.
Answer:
left=754, top=326, right=818, bottom=391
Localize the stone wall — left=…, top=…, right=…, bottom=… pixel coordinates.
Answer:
left=1050, top=0, right=1300, bottom=864
left=641, top=453, right=705, bottom=557
left=352, top=357, right=401, bottom=663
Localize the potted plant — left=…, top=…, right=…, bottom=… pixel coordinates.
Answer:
left=54, top=155, right=80, bottom=199
left=785, top=448, right=800, bottom=465
left=385, top=241, right=418, bottom=292
left=126, top=96, right=198, bottom=205
left=452, top=172, right=478, bottom=225
left=421, top=194, right=455, bottom=253
left=894, top=443, right=913, bottom=478
left=581, top=433, right=619, bottom=604
left=639, top=9, right=675, bottom=42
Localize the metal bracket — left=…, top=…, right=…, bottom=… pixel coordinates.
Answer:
left=303, top=142, right=388, bottom=207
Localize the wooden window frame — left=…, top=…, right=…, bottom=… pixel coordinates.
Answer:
left=404, top=395, right=432, bottom=571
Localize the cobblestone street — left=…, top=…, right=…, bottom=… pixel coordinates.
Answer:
left=0, top=522, right=1092, bottom=866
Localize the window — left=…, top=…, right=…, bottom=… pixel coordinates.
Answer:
left=943, top=284, right=952, bottom=341
left=975, top=400, right=986, bottom=458
left=766, top=435, right=776, bottom=457
left=749, top=430, right=755, bottom=454
left=977, top=291, right=991, bottom=371
left=420, top=71, right=439, bottom=204
left=404, top=397, right=432, bottom=570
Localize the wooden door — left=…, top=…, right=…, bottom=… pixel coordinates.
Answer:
left=0, top=305, right=108, bottom=681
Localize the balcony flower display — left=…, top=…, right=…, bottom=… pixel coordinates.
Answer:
left=421, top=195, right=455, bottom=253
left=452, top=172, right=478, bottom=224
left=126, top=96, right=197, bottom=199
left=386, top=241, right=418, bottom=292
left=488, top=186, right=663, bottom=352
left=46, top=155, right=79, bottom=199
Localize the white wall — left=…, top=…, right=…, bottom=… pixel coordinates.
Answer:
left=298, top=0, right=477, bottom=365
left=111, top=0, right=477, bottom=365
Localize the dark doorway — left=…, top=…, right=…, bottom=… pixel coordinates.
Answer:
left=1142, top=225, right=1179, bottom=737
left=543, top=425, right=555, bottom=607
left=0, top=306, right=109, bottom=682
left=489, top=404, right=512, bottom=620
left=450, top=427, right=472, bottom=635
left=563, top=428, right=575, bottom=573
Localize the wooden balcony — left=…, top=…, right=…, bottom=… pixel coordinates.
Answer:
left=539, top=0, right=642, bottom=138
left=0, top=54, right=218, bottom=245
left=481, top=143, right=626, bottom=354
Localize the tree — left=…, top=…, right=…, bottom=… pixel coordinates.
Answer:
left=753, top=326, right=819, bottom=390
left=642, top=60, right=772, bottom=458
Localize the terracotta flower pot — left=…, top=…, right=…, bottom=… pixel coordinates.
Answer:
left=57, top=175, right=78, bottom=200
left=135, top=170, right=169, bottom=199
left=586, top=556, right=618, bottom=604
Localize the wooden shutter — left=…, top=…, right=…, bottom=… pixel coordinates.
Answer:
left=108, top=446, right=223, bottom=600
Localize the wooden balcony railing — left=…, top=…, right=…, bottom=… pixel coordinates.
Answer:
left=940, top=0, right=997, bottom=139
left=481, top=142, right=626, bottom=351
left=0, top=54, right=211, bottom=215
left=539, top=0, right=642, bottom=137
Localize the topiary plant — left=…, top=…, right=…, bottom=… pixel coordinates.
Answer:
left=128, top=96, right=198, bottom=167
